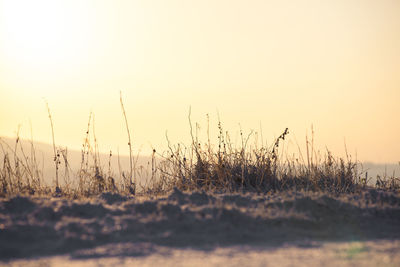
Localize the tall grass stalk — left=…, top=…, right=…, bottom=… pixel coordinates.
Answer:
left=120, top=91, right=135, bottom=194
left=45, top=101, right=60, bottom=192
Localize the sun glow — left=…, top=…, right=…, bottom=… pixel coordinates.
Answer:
left=0, top=0, right=399, bottom=163
left=0, top=0, right=94, bottom=92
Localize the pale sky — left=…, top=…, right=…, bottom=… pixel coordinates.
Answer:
left=0, top=0, right=399, bottom=163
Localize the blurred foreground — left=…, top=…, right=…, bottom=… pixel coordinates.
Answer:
left=0, top=188, right=399, bottom=266
left=5, top=240, right=400, bottom=267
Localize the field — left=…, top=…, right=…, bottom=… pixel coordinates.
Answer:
left=1, top=188, right=400, bottom=266
left=1, top=112, right=399, bottom=266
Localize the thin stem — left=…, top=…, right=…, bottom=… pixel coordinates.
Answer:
left=120, top=91, right=134, bottom=194
left=45, top=101, right=59, bottom=189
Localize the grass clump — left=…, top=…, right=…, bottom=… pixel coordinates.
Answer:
left=156, top=121, right=362, bottom=194
left=0, top=102, right=399, bottom=198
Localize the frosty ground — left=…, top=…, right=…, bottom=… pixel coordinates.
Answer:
left=1, top=188, right=399, bottom=266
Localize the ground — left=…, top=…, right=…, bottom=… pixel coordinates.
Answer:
left=1, top=188, right=399, bottom=266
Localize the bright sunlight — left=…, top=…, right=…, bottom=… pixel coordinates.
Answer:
left=0, top=0, right=93, bottom=94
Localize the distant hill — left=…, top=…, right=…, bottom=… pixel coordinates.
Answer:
left=359, top=161, right=400, bottom=182
left=0, top=136, right=156, bottom=187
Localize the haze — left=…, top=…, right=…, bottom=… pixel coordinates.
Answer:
left=1, top=0, right=399, bottom=163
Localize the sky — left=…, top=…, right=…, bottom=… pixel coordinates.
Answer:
left=0, top=0, right=399, bottom=163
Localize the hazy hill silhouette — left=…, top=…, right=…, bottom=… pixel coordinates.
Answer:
left=0, top=136, right=155, bottom=187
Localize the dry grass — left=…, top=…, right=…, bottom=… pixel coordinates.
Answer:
left=153, top=120, right=392, bottom=195
left=0, top=104, right=399, bottom=199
